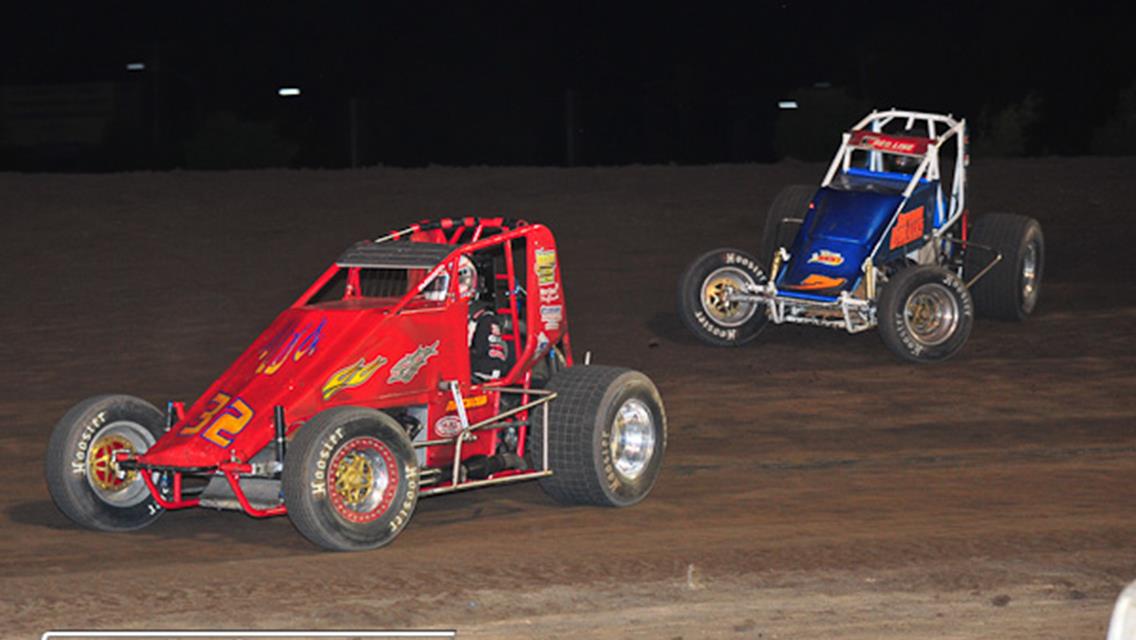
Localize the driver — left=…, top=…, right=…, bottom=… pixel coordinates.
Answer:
left=459, top=255, right=514, bottom=381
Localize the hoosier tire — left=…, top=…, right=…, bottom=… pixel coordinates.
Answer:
left=283, top=407, right=418, bottom=552
left=44, top=394, right=165, bottom=532
left=530, top=366, right=666, bottom=507
left=879, top=266, right=974, bottom=363
left=761, top=184, right=813, bottom=263
left=677, top=248, right=769, bottom=347
left=964, top=213, right=1045, bottom=320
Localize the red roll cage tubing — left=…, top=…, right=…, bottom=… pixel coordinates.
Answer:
left=382, top=217, right=529, bottom=245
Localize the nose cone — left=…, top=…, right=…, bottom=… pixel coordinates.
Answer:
left=138, top=308, right=368, bottom=468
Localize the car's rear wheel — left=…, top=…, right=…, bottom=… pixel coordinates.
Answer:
left=761, top=184, right=813, bottom=263
left=677, top=248, right=769, bottom=347
left=283, top=407, right=418, bottom=551
left=964, top=213, right=1045, bottom=320
left=530, top=366, right=666, bottom=507
left=45, top=395, right=165, bottom=531
left=878, top=266, right=974, bottom=363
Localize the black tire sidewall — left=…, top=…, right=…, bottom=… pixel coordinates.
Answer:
left=284, top=408, right=418, bottom=551
left=879, top=267, right=974, bottom=363
left=677, top=248, right=769, bottom=347
left=591, top=372, right=667, bottom=507
left=44, top=395, right=165, bottom=532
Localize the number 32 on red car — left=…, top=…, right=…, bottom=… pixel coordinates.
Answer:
left=179, top=392, right=254, bottom=447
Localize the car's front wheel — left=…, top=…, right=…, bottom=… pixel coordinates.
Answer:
left=45, top=395, right=165, bottom=531
left=283, top=407, right=419, bottom=551
left=677, top=248, right=769, bottom=347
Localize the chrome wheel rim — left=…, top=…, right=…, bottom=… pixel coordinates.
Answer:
left=86, top=420, right=155, bottom=507
left=700, top=267, right=757, bottom=327
left=903, top=283, right=960, bottom=347
left=609, top=399, right=656, bottom=481
left=1021, top=241, right=1040, bottom=312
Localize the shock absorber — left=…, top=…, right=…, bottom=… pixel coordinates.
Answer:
left=274, top=406, right=287, bottom=470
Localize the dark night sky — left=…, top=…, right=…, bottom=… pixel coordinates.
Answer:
left=1, top=2, right=1133, bottom=169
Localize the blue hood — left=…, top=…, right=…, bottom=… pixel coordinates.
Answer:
left=778, top=187, right=902, bottom=296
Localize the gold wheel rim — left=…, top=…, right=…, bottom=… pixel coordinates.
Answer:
left=699, top=266, right=757, bottom=327
left=704, top=277, right=739, bottom=320
left=88, top=434, right=137, bottom=492
left=333, top=452, right=375, bottom=507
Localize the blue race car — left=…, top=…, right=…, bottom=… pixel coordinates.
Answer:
left=678, top=109, right=1044, bottom=362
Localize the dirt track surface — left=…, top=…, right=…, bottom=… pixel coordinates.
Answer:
left=2, top=159, right=1135, bottom=639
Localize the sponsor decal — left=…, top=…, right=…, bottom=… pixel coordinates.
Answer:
left=445, top=394, right=490, bottom=411
left=539, top=282, right=561, bottom=303
left=890, top=206, right=925, bottom=249
left=434, top=415, right=464, bottom=438
left=256, top=318, right=325, bottom=375
left=850, top=131, right=926, bottom=155
left=322, top=354, right=388, bottom=401
left=388, top=340, right=440, bottom=384
left=535, top=248, right=557, bottom=285
left=783, top=274, right=847, bottom=291
left=808, top=249, right=845, bottom=267
left=540, top=304, right=563, bottom=330
left=486, top=323, right=508, bottom=361
left=533, top=331, right=551, bottom=361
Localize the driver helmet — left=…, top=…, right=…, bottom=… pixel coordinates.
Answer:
left=457, top=255, right=478, bottom=299
left=891, top=153, right=920, bottom=171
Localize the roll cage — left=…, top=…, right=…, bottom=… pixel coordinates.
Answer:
left=821, top=109, right=968, bottom=246
left=294, top=216, right=574, bottom=388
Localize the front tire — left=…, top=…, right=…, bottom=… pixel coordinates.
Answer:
left=964, top=213, right=1045, bottom=320
left=677, top=248, right=769, bottom=347
left=283, top=407, right=419, bottom=551
left=878, top=266, right=974, bottom=363
left=45, top=395, right=165, bottom=532
left=531, top=366, right=666, bottom=507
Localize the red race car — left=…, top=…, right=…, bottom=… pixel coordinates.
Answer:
left=45, top=218, right=667, bottom=551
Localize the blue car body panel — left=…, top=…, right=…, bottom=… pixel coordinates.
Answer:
left=776, top=170, right=941, bottom=296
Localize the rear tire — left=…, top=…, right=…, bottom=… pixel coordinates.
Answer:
left=45, top=395, right=165, bottom=532
left=879, top=266, right=974, bottom=363
left=283, top=407, right=418, bottom=551
left=677, top=248, right=769, bottom=347
left=964, top=213, right=1044, bottom=320
left=761, top=184, right=813, bottom=263
left=530, top=366, right=666, bottom=507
